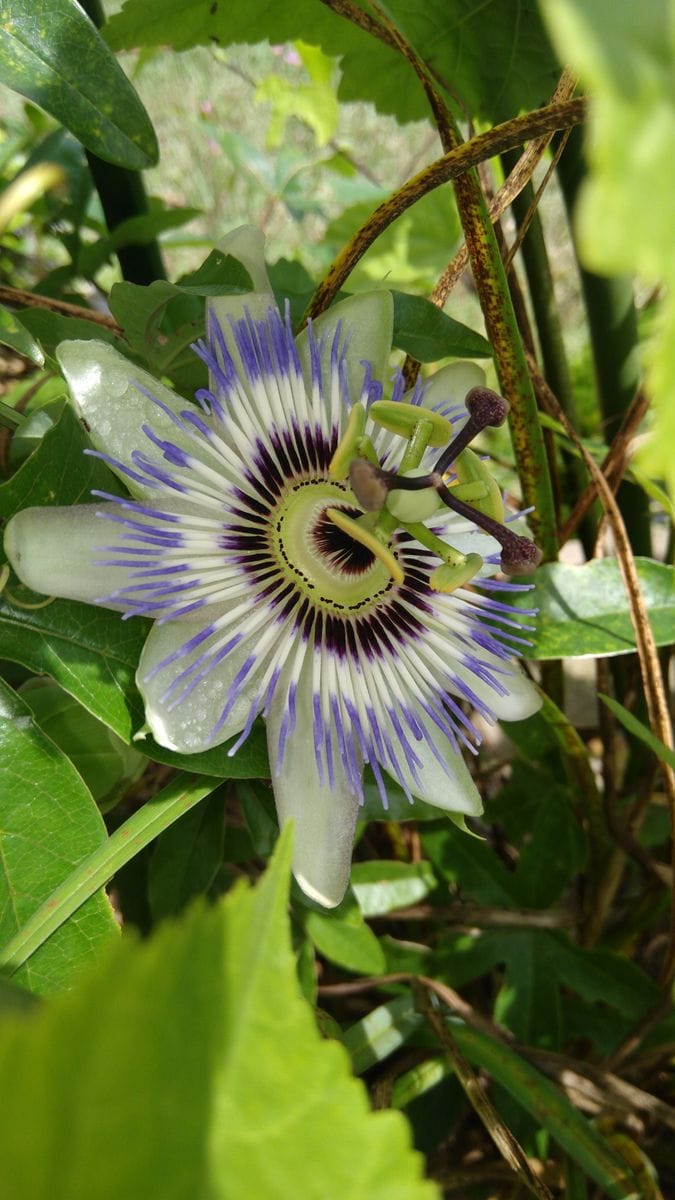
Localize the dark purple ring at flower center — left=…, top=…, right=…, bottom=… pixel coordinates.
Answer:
left=312, top=504, right=376, bottom=575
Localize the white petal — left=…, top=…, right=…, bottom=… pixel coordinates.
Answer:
left=296, top=290, right=394, bottom=409
left=136, top=613, right=267, bottom=753
left=420, top=360, right=487, bottom=411
left=4, top=503, right=144, bottom=609
left=380, top=706, right=484, bottom=816
left=452, top=656, right=541, bottom=722
left=56, top=341, right=197, bottom=500
left=266, top=649, right=361, bottom=908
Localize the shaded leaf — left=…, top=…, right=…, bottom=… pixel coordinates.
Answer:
left=304, top=890, right=387, bottom=976
left=600, top=693, right=675, bottom=771
left=351, top=860, right=437, bottom=916
left=392, top=291, right=491, bottom=361
left=0, top=304, right=44, bottom=365
left=105, top=0, right=559, bottom=127
left=19, top=679, right=145, bottom=810
left=495, top=930, right=564, bottom=1048
left=422, top=825, right=519, bottom=906
left=148, top=790, right=225, bottom=921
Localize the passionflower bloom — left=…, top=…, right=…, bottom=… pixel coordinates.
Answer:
left=4, top=227, right=541, bottom=906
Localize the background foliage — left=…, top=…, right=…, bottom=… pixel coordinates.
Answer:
left=0, top=1, right=673, bottom=1197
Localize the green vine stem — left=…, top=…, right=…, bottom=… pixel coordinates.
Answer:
left=305, top=99, right=586, bottom=323
left=502, top=151, right=595, bottom=555
left=556, top=127, right=651, bottom=557
left=312, top=3, right=568, bottom=560
left=80, top=0, right=166, bottom=285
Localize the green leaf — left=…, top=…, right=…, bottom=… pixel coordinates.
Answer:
left=0, top=304, right=44, bottom=365
left=77, top=203, right=202, bottom=277
left=0, top=676, right=118, bottom=995
left=141, top=723, right=270, bottom=779
left=0, top=0, right=158, bottom=169
left=451, top=1022, right=641, bottom=1199
left=505, top=558, right=675, bottom=659
left=13, top=309, right=122, bottom=365
left=422, top=825, right=519, bottom=907
left=540, top=0, right=675, bottom=497
left=176, top=250, right=254, bottom=295
left=0, top=831, right=437, bottom=1200
left=600, top=693, right=675, bottom=771
left=510, top=785, right=587, bottom=907
left=391, top=292, right=492, bottom=362
left=351, top=860, right=437, bottom=916
left=347, top=995, right=640, bottom=1197
left=552, top=938, right=661, bottom=1022
left=344, top=994, right=425, bottom=1073
left=495, top=930, right=564, bottom=1048
left=0, top=407, right=147, bottom=740
left=148, top=790, right=225, bottom=921
left=107, top=255, right=253, bottom=375
left=105, top=0, right=559, bottom=127
left=324, top=187, right=462, bottom=293
left=304, top=890, right=387, bottom=976
left=0, top=772, right=217, bottom=976
left=237, top=779, right=279, bottom=856
left=19, top=678, right=145, bottom=809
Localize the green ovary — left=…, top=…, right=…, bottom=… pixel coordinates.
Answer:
left=271, top=480, right=395, bottom=612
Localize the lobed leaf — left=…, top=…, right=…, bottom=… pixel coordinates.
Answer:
left=0, top=832, right=437, bottom=1200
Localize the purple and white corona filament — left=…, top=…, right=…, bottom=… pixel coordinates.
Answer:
left=3, top=227, right=541, bottom=906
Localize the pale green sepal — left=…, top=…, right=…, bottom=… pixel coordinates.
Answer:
left=452, top=659, right=542, bottom=723
left=207, top=224, right=275, bottom=333
left=266, top=649, right=361, bottom=908
left=56, top=340, right=202, bottom=501
left=136, top=614, right=259, bottom=753
left=418, top=360, right=486, bottom=411
left=383, top=714, right=484, bottom=817
left=296, top=290, right=394, bottom=409
left=446, top=812, right=484, bottom=838
left=4, top=503, right=141, bottom=609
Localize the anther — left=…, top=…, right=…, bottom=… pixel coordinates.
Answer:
left=348, top=458, right=390, bottom=511
left=349, top=458, right=439, bottom=512
left=434, top=386, right=510, bottom=476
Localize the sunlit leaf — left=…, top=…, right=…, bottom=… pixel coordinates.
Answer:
left=0, top=677, right=117, bottom=995
left=0, top=832, right=437, bottom=1200
left=0, top=0, right=158, bottom=168
left=505, top=558, right=675, bottom=659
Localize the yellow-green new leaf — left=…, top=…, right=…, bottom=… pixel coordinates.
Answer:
left=0, top=829, right=438, bottom=1200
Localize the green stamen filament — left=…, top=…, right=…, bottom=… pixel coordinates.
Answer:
left=329, top=403, right=366, bottom=479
